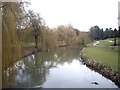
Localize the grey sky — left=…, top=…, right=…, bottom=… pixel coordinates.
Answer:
left=30, top=0, right=119, bottom=31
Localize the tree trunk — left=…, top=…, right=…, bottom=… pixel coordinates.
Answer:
left=35, top=36, right=38, bottom=49
left=113, top=37, right=116, bottom=46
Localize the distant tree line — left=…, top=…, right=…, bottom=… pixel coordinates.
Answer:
left=89, top=26, right=119, bottom=40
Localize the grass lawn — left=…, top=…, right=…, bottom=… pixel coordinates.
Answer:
left=83, top=38, right=118, bottom=70
left=98, top=40, right=113, bottom=46
left=22, top=42, right=35, bottom=48
left=93, top=38, right=119, bottom=47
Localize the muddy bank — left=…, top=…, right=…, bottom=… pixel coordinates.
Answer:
left=22, top=47, right=38, bottom=58
left=80, top=49, right=120, bottom=87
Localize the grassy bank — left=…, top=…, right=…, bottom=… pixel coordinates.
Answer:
left=82, top=38, right=119, bottom=70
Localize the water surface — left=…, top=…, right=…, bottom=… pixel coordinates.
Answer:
left=3, top=47, right=118, bottom=88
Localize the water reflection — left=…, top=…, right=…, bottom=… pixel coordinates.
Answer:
left=3, top=47, right=118, bottom=88
left=43, top=59, right=117, bottom=88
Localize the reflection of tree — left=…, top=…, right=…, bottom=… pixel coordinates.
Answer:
left=3, top=67, right=16, bottom=88
left=3, top=47, right=83, bottom=88
left=54, top=47, right=81, bottom=64
left=14, top=54, right=49, bottom=88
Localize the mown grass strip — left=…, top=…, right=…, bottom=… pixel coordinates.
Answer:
left=83, top=39, right=118, bottom=70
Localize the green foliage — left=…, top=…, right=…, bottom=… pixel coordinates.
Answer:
left=89, top=26, right=119, bottom=40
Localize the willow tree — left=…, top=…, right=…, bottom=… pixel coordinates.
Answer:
left=2, top=0, right=31, bottom=75
left=56, top=25, right=76, bottom=46
left=78, top=32, right=91, bottom=46
left=38, top=26, right=57, bottom=51
left=2, top=2, right=23, bottom=70
left=1, top=1, right=35, bottom=88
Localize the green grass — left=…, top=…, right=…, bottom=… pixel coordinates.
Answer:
left=98, top=40, right=113, bottom=46
left=106, top=38, right=114, bottom=41
left=98, top=38, right=119, bottom=47
left=22, top=42, right=35, bottom=48
left=83, top=38, right=118, bottom=70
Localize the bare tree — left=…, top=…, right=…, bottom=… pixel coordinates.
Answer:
left=28, top=10, right=44, bottom=49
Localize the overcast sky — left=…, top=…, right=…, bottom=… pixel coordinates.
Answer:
left=30, top=0, right=119, bottom=31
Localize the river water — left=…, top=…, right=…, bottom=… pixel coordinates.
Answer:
left=3, top=47, right=118, bottom=88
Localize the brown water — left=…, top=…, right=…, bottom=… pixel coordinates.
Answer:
left=3, top=47, right=118, bottom=88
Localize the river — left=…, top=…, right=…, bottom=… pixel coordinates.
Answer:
left=3, top=47, right=118, bottom=88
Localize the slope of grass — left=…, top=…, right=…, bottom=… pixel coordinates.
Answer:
left=99, top=40, right=113, bottom=46
left=22, top=42, right=35, bottom=48
left=97, top=38, right=119, bottom=47
left=83, top=38, right=118, bottom=70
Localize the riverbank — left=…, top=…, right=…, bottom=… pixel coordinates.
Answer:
left=22, top=47, right=38, bottom=58
left=80, top=38, right=120, bottom=87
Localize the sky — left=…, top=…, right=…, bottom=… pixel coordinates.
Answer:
left=29, top=0, right=119, bottom=31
